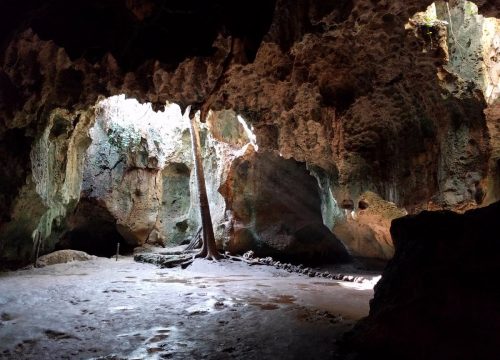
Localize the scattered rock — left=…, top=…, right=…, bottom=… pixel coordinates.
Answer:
left=35, top=250, right=96, bottom=268
left=134, top=253, right=193, bottom=268
left=44, top=329, right=79, bottom=340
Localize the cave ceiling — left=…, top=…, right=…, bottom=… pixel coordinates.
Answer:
left=0, top=0, right=277, bottom=71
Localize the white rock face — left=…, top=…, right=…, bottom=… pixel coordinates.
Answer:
left=77, top=96, right=254, bottom=248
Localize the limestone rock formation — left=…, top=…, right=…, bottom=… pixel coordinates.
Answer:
left=74, top=97, right=195, bottom=250
left=62, top=99, right=256, bottom=255
left=221, top=149, right=350, bottom=263
left=343, top=200, right=500, bottom=359
left=333, top=191, right=407, bottom=260
left=35, top=249, right=96, bottom=268
left=1, top=0, right=500, bottom=266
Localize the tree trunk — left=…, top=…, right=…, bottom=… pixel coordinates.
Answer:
left=185, top=106, right=220, bottom=260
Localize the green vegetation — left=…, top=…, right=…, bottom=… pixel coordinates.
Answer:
left=464, top=1, right=478, bottom=16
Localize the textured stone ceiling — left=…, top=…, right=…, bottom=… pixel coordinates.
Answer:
left=0, top=0, right=276, bottom=70
left=1, top=0, right=499, bottom=268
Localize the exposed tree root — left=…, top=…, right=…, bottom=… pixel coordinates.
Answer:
left=205, top=253, right=221, bottom=261
left=134, top=253, right=193, bottom=268
left=223, top=254, right=263, bottom=265
left=194, top=248, right=221, bottom=261
left=194, top=250, right=207, bottom=259
left=134, top=250, right=373, bottom=284
left=185, top=227, right=202, bottom=251
left=180, top=258, right=194, bottom=269
left=159, top=250, right=198, bottom=256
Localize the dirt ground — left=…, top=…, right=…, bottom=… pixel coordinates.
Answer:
left=0, top=257, right=377, bottom=359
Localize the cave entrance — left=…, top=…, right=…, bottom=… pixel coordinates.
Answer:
left=57, top=95, right=195, bottom=257
left=409, top=0, right=500, bottom=103
left=57, top=199, right=134, bottom=258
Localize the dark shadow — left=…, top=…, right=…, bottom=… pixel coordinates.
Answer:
left=56, top=199, right=133, bottom=257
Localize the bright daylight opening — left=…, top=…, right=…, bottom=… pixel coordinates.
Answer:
left=2, top=1, right=499, bottom=359
left=410, top=0, right=500, bottom=103
left=57, top=95, right=260, bottom=258
left=7, top=94, right=377, bottom=359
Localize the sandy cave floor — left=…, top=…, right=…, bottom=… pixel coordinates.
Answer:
left=0, top=257, right=377, bottom=360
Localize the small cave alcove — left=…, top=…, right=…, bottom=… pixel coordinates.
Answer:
left=56, top=199, right=133, bottom=257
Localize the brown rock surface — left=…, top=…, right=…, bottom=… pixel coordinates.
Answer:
left=343, top=200, right=500, bottom=359
left=220, top=149, right=350, bottom=263
left=0, top=0, right=499, bottom=266
left=333, top=192, right=407, bottom=260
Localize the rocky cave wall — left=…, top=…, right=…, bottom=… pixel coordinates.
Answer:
left=343, top=200, right=500, bottom=359
left=72, top=97, right=255, bottom=254
left=63, top=96, right=345, bottom=262
left=0, top=0, right=499, bottom=267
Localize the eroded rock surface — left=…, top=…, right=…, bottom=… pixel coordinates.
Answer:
left=64, top=98, right=257, bottom=255
left=333, top=192, right=407, bottom=260
left=221, top=149, right=350, bottom=263
left=35, top=249, right=96, bottom=268
left=1, top=0, right=500, bottom=266
left=74, top=97, right=195, bottom=250
left=343, top=200, right=500, bottom=359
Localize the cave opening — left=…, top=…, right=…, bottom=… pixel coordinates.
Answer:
left=56, top=95, right=192, bottom=257
left=1, top=0, right=499, bottom=359
left=53, top=95, right=266, bottom=259
left=56, top=199, right=135, bottom=258
left=48, top=94, right=350, bottom=264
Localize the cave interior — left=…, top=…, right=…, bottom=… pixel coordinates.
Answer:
left=0, top=0, right=499, bottom=359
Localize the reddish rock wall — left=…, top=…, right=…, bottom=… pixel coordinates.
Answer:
left=0, top=0, right=499, bottom=265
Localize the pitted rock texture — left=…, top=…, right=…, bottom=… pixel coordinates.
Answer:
left=343, top=201, right=500, bottom=360
left=76, top=98, right=196, bottom=250
left=64, top=101, right=254, bottom=255
left=1, top=0, right=500, bottom=266
left=484, top=105, right=500, bottom=203
left=333, top=191, right=407, bottom=260
left=0, top=107, right=94, bottom=268
left=35, top=249, right=96, bottom=268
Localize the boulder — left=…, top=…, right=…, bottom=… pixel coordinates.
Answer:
left=36, top=250, right=96, bottom=267
left=343, top=201, right=500, bottom=359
